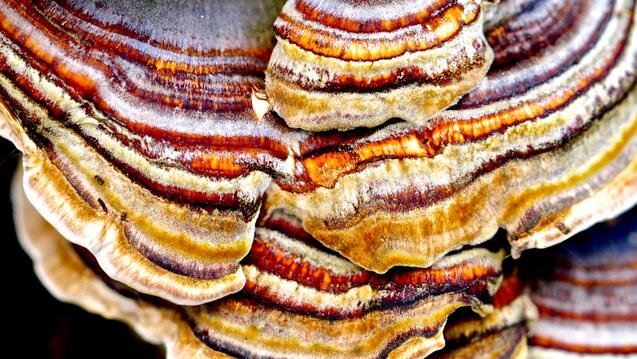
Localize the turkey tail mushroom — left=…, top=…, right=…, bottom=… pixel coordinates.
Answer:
left=2, top=1, right=637, bottom=355
left=265, top=0, right=494, bottom=131
left=0, top=0, right=285, bottom=304
left=12, top=173, right=509, bottom=358
left=184, top=211, right=505, bottom=358
left=264, top=0, right=637, bottom=273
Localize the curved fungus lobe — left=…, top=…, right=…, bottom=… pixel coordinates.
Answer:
left=186, top=211, right=504, bottom=358
left=528, top=210, right=637, bottom=358
left=0, top=0, right=287, bottom=305
left=266, top=0, right=494, bottom=131
left=13, top=172, right=508, bottom=359
left=11, top=167, right=229, bottom=359
left=265, top=0, right=637, bottom=273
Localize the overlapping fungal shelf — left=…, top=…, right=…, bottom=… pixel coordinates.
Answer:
left=1, top=0, right=637, bottom=357
left=12, top=170, right=506, bottom=358
left=528, top=210, right=637, bottom=358
left=1, top=0, right=637, bottom=299
left=11, top=172, right=229, bottom=358
left=186, top=212, right=504, bottom=358
left=265, top=0, right=637, bottom=272
left=265, top=0, right=494, bottom=130
left=0, top=0, right=286, bottom=304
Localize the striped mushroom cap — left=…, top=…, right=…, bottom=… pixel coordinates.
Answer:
left=0, top=0, right=286, bottom=304
left=266, top=0, right=494, bottom=130
left=10, top=168, right=225, bottom=359
left=265, top=0, right=637, bottom=272
left=12, top=171, right=507, bottom=358
left=528, top=209, right=637, bottom=358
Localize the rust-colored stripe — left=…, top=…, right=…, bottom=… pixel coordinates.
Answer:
left=269, top=46, right=487, bottom=93
left=244, top=232, right=499, bottom=295
left=295, top=0, right=454, bottom=33
left=244, top=236, right=371, bottom=294
left=300, top=14, right=629, bottom=189
left=492, top=274, right=524, bottom=309
left=536, top=303, right=637, bottom=323
left=551, top=272, right=637, bottom=287
left=274, top=3, right=480, bottom=61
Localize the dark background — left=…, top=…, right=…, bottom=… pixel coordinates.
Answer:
left=0, top=138, right=162, bottom=358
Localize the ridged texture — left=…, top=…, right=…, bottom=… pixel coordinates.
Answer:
left=10, top=168, right=230, bottom=359
left=11, top=169, right=506, bottom=358
left=528, top=210, right=637, bottom=358
left=186, top=210, right=504, bottom=358
left=265, top=0, right=637, bottom=272
left=2, top=0, right=637, bottom=304
left=431, top=273, right=536, bottom=358
left=265, top=0, right=494, bottom=130
left=0, top=0, right=284, bottom=304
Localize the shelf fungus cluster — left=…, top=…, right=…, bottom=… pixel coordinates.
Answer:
left=13, top=172, right=508, bottom=358
left=264, top=0, right=637, bottom=273
left=527, top=210, right=637, bottom=358
left=1, top=0, right=637, bottom=357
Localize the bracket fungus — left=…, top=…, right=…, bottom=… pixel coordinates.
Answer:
left=265, top=0, right=495, bottom=130
left=1, top=0, right=637, bottom=357
left=13, top=169, right=508, bottom=358
left=264, top=0, right=637, bottom=273
left=0, top=0, right=286, bottom=304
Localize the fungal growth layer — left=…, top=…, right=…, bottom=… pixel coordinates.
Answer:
left=12, top=170, right=509, bottom=358
left=0, top=0, right=286, bottom=304
left=1, top=0, right=637, bottom=357
left=264, top=0, right=637, bottom=272
left=2, top=0, right=637, bottom=305
left=265, top=0, right=495, bottom=130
